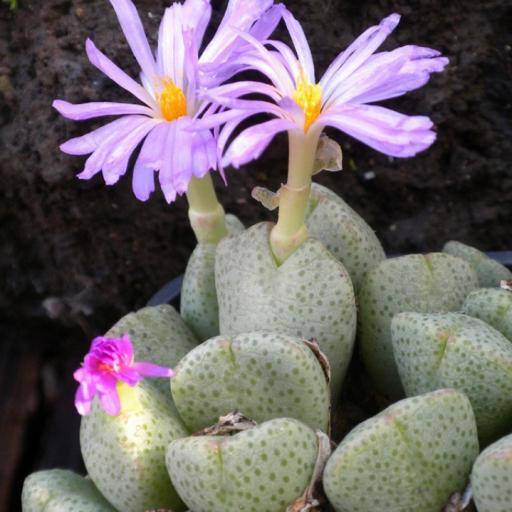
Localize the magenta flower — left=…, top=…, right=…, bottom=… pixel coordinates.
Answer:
left=73, top=334, right=174, bottom=416
left=201, top=11, right=449, bottom=166
left=53, top=0, right=281, bottom=203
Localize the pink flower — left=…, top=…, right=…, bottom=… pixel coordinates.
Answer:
left=73, top=334, right=174, bottom=416
left=53, top=0, right=281, bottom=202
left=200, top=11, right=449, bottom=167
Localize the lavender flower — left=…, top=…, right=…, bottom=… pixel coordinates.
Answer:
left=53, top=0, right=281, bottom=203
left=74, top=334, right=174, bottom=416
left=203, top=11, right=449, bottom=167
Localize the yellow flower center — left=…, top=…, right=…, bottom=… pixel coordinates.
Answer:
left=292, top=73, right=322, bottom=133
left=158, top=79, right=187, bottom=122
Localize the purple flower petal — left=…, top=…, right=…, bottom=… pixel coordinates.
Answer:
left=76, top=116, right=151, bottom=180
left=325, top=45, right=449, bottom=107
left=85, top=39, right=156, bottom=108
left=59, top=117, right=138, bottom=156
left=201, top=0, right=274, bottom=66
left=157, top=5, right=185, bottom=87
left=320, top=13, right=401, bottom=98
left=282, top=8, right=315, bottom=82
left=53, top=100, right=153, bottom=121
left=132, top=161, right=155, bottom=202
left=75, top=385, right=93, bottom=416
left=319, top=104, right=436, bottom=157
left=223, top=118, right=295, bottom=168
left=109, top=0, right=158, bottom=82
left=132, top=362, right=175, bottom=378
left=182, top=0, right=212, bottom=47
left=98, top=383, right=121, bottom=416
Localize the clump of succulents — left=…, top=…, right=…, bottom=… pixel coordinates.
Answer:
left=21, top=0, right=512, bottom=511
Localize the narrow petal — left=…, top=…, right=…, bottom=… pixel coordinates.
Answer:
left=157, top=5, right=185, bottom=87
left=319, top=104, right=436, bottom=157
left=53, top=100, right=153, bottom=121
left=103, top=118, right=159, bottom=170
left=98, top=385, right=121, bottom=416
left=204, top=81, right=282, bottom=103
left=248, top=4, right=285, bottom=42
left=282, top=8, right=315, bottom=82
left=75, top=385, right=93, bottom=415
left=223, top=118, right=295, bottom=168
left=86, top=39, right=156, bottom=108
left=200, top=0, right=273, bottom=65
left=77, top=116, right=151, bottom=180
left=182, top=0, right=212, bottom=47
left=132, top=161, right=155, bottom=201
left=159, top=122, right=179, bottom=203
left=109, top=0, right=157, bottom=81
left=59, top=116, right=139, bottom=156
left=325, top=45, right=448, bottom=107
left=132, top=362, right=175, bottom=378
left=320, top=13, right=401, bottom=97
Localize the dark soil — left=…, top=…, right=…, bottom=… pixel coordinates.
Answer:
left=1, top=0, right=511, bottom=509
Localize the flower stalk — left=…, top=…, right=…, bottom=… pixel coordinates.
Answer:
left=270, top=129, right=321, bottom=263
left=186, top=174, right=228, bottom=245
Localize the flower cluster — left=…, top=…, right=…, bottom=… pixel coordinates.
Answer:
left=54, top=0, right=447, bottom=205
left=61, top=0, right=449, bottom=415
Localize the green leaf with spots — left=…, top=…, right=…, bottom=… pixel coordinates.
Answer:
left=392, top=312, right=512, bottom=444
left=80, top=381, right=189, bottom=512
left=472, top=433, right=512, bottom=512
left=323, top=389, right=479, bottom=512
left=305, top=183, right=386, bottom=291
left=166, top=418, right=319, bottom=512
left=22, top=470, right=115, bottom=512
left=215, top=222, right=357, bottom=399
left=106, top=304, right=198, bottom=395
left=171, top=332, right=330, bottom=432
left=359, top=253, right=478, bottom=397
left=443, top=241, right=512, bottom=287
left=462, top=288, right=512, bottom=341
left=181, top=214, right=244, bottom=341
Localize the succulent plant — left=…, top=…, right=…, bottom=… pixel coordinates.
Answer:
left=215, top=222, right=357, bottom=399
left=359, top=253, right=478, bottom=397
left=166, top=417, right=320, bottom=512
left=106, top=304, right=198, bottom=394
left=443, top=241, right=512, bottom=287
left=462, top=288, right=512, bottom=341
left=305, top=183, right=386, bottom=291
left=22, top=469, right=115, bottom=512
left=472, top=433, right=512, bottom=512
left=392, top=312, right=512, bottom=444
left=323, top=389, right=479, bottom=512
left=171, top=332, right=330, bottom=432
left=80, top=381, right=188, bottom=512
left=181, top=214, right=244, bottom=341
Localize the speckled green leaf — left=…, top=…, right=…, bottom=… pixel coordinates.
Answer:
left=181, top=214, right=244, bottom=341
left=462, top=288, right=512, bottom=341
left=323, top=389, right=479, bottom=512
left=215, top=222, right=357, bottom=399
left=305, top=183, right=385, bottom=291
left=472, top=433, right=512, bottom=512
left=392, top=312, right=512, bottom=444
left=443, top=241, right=512, bottom=287
left=22, top=470, right=115, bottom=512
left=171, top=332, right=330, bottom=432
left=106, top=304, right=198, bottom=395
left=166, top=418, right=318, bottom=512
left=359, top=253, right=478, bottom=397
left=80, top=381, right=188, bottom=512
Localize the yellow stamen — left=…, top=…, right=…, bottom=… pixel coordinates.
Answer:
left=292, top=73, right=322, bottom=133
left=157, top=78, right=187, bottom=122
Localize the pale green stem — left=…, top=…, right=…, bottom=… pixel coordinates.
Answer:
left=186, top=174, right=228, bottom=245
left=270, top=128, right=321, bottom=264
